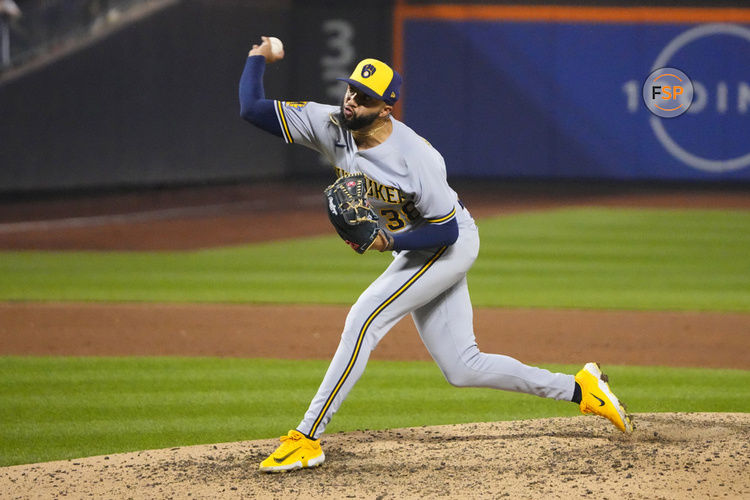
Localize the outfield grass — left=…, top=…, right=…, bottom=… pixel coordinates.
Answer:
left=1, top=356, right=748, bottom=467
left=1, top=207, right=748, bottom=466
left=1, top=208, right=749, bottom=311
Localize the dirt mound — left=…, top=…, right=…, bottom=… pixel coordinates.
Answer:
left=2, top=413, right=748, bottom=499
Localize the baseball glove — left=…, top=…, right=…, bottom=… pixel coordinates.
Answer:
left=324, top=174, right=380, bottom=254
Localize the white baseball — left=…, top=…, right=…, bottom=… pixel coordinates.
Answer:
left=268, top=37, right=284, bottom=58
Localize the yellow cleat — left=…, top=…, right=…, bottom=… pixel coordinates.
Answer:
left=259, top=430, right=325, bottom=473
left=575, top=362, right=634, bottom=433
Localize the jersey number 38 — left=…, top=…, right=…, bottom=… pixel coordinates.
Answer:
left=380, top=201, right=421, bottom=231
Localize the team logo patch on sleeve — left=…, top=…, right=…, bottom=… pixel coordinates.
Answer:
left=285, top=101, right=308, bottom=109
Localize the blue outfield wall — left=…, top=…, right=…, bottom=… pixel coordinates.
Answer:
left=401, top=18, right=750, bottom=181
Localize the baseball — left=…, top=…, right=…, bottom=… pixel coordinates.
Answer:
left=268, top=37, right=284, bottom=58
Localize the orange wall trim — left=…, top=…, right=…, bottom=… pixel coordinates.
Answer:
left=396, top=5, right=750, bottom=25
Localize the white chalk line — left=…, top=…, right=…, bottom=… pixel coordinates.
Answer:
left=0, top=195, right=321, bottom=234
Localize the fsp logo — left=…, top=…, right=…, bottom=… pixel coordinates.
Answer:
left=651, top=75, right=684, bottom=107
left=642, top=67, right=694, bottom=117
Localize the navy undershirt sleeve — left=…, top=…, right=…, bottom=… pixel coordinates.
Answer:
left=239, top=56, right=282, bottom=137
left=391, top=217, right=459, bottom=251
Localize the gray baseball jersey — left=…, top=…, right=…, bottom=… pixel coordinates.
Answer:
left=277, top=100, right=469, bottom=236
left=273, top=99, right=574, bottom=438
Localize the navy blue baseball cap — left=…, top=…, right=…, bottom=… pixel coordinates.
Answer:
left=337, top=58, right=402, bottom=105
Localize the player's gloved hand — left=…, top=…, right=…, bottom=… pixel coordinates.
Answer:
left=369, top=230, right=394, bottom=252
left=248, top=36, right=284, bottom=63
left=324, top=174, right=388, bottom=254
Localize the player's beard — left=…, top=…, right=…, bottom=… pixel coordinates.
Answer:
left=337, top=103, right=380, bottom=131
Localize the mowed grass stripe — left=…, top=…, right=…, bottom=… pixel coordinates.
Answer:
left=1, top=357, right=749, bottom=466
left=0, top=208, right=748, bottom=310
left=471, top=208, right=750, bottom=310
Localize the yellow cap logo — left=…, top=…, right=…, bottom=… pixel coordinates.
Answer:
left=361, top=64, right=376, bottom=78
left=349, top=59, right=393, bottom=96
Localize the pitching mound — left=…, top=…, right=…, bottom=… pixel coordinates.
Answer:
left=2, top=413, right=748, bottom=499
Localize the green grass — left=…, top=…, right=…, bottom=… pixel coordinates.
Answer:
left=1, top=208, right=749, bottom=311
left=1, top=356, right=748, bottom=466
left=1, top=208, right=748, bottom=466
left=472, top=208, right=750, bottom=310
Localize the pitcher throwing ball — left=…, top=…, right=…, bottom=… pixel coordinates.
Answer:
left=239, top=36, right=634, bottom=473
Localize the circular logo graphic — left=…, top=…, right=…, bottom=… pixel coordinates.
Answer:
left=649, top=23, right=750, bottom=173
left=642, top=67, right=693, bottom=118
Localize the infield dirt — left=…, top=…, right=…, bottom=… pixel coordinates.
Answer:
left=1, top=413, right=748, bottom=499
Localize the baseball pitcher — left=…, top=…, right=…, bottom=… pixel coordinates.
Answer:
left=239, top=36, right=634, bottom=473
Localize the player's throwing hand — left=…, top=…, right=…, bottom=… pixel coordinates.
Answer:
left=248, top=35, right=284, bottom=63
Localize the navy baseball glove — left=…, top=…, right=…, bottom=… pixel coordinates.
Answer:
left=324, top=174, right=380, bottom=254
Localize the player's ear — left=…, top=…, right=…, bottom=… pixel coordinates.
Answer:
left=380, top=104, right=393, bottom=118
